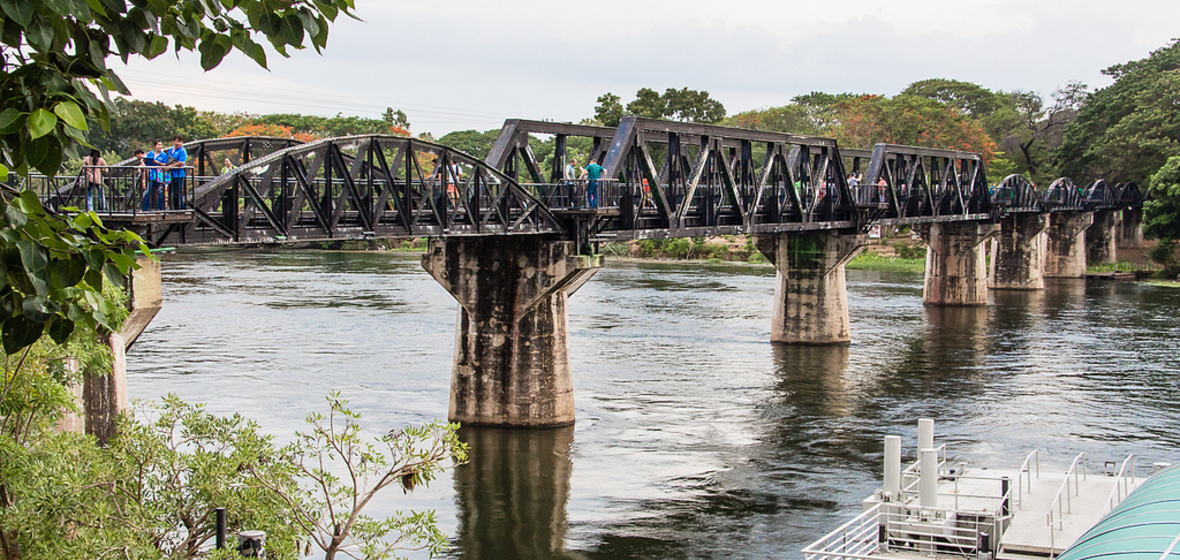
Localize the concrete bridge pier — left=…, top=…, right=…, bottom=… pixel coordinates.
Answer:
left=1118, top=207, right=1145, bottom=249
left=1045, top=211, right=1093, bottom=278
left=990, top=214, right=1049, bottom=290
left=920, top=222, right=999, bottom=306
left=1086, top=209, right=1122, bottom=265
left=422, top=237, right=601, bottom=428
left=754, top=231, right=867, bottom=344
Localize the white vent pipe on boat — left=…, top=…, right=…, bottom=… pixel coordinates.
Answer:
left=920, top=447, right=939, bottom=508
left=884, top=435, right=902, bottom=498
left=918, top=418, right=934, bottom=451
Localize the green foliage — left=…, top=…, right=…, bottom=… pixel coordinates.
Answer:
left=720, top=104, right=821, bottom=135
left=0, top=389, right=464, bottom=560
left=1149, top=240, right=1178, bottom=272
left=595, top=88, right=726, bottom=125
left=0, top=0, right=357, bottom=177
left=594, top=93, right=624, bottom=127
left=846, top=252, right=925, bottom=273
left=902, top=78, right=1005, bottom=117
left=1145, top=157, right=1180, bottom=267
left=436, top=129, right=500, bottom=161
left=0, top=189, right=148, bottom=355
left=892, top=242, right=926, bottom=260
left=986, top=156, right=1020, bottom=185
left=250, top=112, right=392, bottom=138
left=87, top=98, right=227, bottom=157
left=1059, top=40, right=1180, bottom=184
left=249, top=393, right=468, bottom=560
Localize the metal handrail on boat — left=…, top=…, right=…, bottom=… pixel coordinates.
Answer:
left=1043, top=452, right=1085, bottom=535
left=1015, top=449, right=1042, bottom=509
left=802, top=503, right=882, bottom=560
left=1102, top=454, right=1136, bottom=516
left=901, top=444, right=947, bottom=499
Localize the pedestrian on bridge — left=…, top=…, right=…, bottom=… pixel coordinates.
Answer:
left=583, top=158, right=604, bottom=209
left=166, top=135, right=188, bottom=210
left=565, top=158, right=579, bottom=207
left=143, top=140, right=167, bottom=211
left=81, top=149, right=107, bottom=212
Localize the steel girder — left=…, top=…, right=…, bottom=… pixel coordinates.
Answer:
left=169, top=135, right=562, bottom=244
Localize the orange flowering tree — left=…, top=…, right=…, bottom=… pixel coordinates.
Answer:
left=833, top=94, right=997, bottom=161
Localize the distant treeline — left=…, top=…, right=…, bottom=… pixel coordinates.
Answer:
left=90, top=40, right=1180, bottom=189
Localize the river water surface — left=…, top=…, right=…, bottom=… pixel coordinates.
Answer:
left=126, top=249, right=1180, bottom=559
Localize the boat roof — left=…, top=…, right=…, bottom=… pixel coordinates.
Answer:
left=1057, top=463, right=1180, bottom=560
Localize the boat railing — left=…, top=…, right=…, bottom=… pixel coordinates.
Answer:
left=803, top=501, right=1002, bottom=560
left=901, top=444, right=947, bottom=499
left=802, top=503, right=883, bottom=560
left=1014, top=449, right=1042, bottom=509
left=1102, top=454, right=1136, bottom=517
left=1046, top=451, right=1088, bottom=550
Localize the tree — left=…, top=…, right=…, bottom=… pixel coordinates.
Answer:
left=226, top=123, right=316, bottom=143
left=436, top=129, right=500, bottom=161
left=249, top=395, right=467, bottom=560
left=903, top=78, right=1005, bottom=117
left=1145, top=155, right=1180, bottom=271
left=382, top=107, right=410, bottom=131
left=832, top=94, right=997, bottom=160
left=720, top=105, right=821, bottom=135
left=595, top=88, right=726, bottom=126
left=593, top=93, right=624, bottom=127
left=87, top=98, right=226, bottom=157
left=1058, top=40, right=1180, bottom=184
left=0, top=0, right=357, bottom=179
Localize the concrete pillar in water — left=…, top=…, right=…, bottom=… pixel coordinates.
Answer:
left=1086, top=209, right=1122, bottom=265
left=422, top=236, right=601, bottom=428
left=64, top=257, right=162, bottom=442
left=990, top=213, right=1049, bottom=290
left=1117, top=206, right=1145, bottom=249
left=453, top=426, right=572, bottom=559
left=920, top=221, right=999, bottom=306
left=754, top=231, right=867, bottom=345
left=1045, top=211, right=1093, bottom=278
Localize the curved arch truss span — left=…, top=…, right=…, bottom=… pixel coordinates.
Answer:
left=188, top=135, right=562, bottom=244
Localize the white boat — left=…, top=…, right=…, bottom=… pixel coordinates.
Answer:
left=802, top=419, right=1170, bottom=560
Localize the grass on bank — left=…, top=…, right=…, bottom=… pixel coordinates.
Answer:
left=846, top=252, right=926, bottom=273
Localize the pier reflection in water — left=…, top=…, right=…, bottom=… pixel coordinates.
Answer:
left=125, top=251, right=1180, bottom=560
left=453, top=427, right=574, bottom=560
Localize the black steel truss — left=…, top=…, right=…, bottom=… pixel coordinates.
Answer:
left=37, top=120, right=1145, bottom=248
left=168, top=135, right=562, bottom=244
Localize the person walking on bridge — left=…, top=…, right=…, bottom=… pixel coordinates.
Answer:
left=582, top=158, right=604, bottom=209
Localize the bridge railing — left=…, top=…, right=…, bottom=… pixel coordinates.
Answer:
left=32, top=166, right=195, bottom=217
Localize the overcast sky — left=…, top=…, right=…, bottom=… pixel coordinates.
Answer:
left=115, top=0, right=1180, bottom=137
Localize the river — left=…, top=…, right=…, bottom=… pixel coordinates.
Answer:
left=126, top=249, right=1180, bottom=559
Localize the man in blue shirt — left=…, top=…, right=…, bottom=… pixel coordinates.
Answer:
left=143, top=140, right=167, bottom=211
left=166, top=135, right=188, bottom=209
left=583, top=158, right=605, bottom=209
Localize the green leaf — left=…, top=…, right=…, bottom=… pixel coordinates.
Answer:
left=2, top=315, right=43, bottom=354
left=53, top=101, right=88, bottom=131
left=0, top=0, right=34, bottom=27
left=28, top=109, right=58, bottom=139
left=198, top=36, right=231, bottom=70
left=0, top=163, right=7, bottom=182
left=33, top=136, right=63, bottom=176
left=277, top=14, right=304, bottom=46
left=0, top=108, right=20, bottom=134
left=47, top=316, right=75, bottom=344
left=17, top=239, right=48, bottom=274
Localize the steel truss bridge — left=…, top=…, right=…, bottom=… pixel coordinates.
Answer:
left=28, top=117, right=1142, bottom=248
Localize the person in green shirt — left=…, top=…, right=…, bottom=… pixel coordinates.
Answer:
left=582, top=158, right=605, bottom=209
